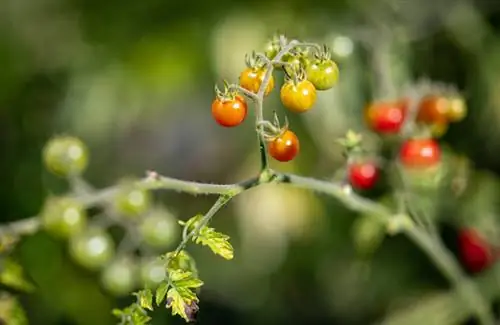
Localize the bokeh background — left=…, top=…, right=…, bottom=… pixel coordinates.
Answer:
left=3, top=0, right=500, bottom=324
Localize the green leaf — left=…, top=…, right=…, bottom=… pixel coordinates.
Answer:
left=112, top=303, right=151, bottom=325
left=168, top=269, right=204, bottom=290
left=193, top=226, right=234, bottom=260
left=155, top=282, right=169, bottom=306
left=136, top=289, right=153, bottom=311
left=165, top=250, right=198, bottom=277
left=166, top=287, right=199, bottom=322
left=0, top=294, right=28, bottom=325
left=0, top=258, right=35, bottom=292
left=169, top=269, right=191, bottom=282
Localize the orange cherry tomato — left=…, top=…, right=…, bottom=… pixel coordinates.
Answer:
left=399, top=138, right=441, bottom=168
left=268, top=130, right=300, bottom=162
left=239, top=67, right=274, bottom=96
left=416, top=96, right=450, bottom=124
left=211, top=96, right=248, bottom=127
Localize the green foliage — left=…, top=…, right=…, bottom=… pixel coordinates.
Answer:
left=0, top=258, right=35, bottom=292
left=112, top=303, right=151, bottom=325
left=182, top=215, right=234, bottom=260
left=0, top=294, right=28, bottom=325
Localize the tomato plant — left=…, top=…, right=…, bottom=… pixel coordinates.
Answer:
left=139, top=208, right=178, bottom=248
left=69, top=228, right=115, bottom=270
left=114, top=184, right=152, bottom=217
left=101, top=258, right=137, bottom=296
left=458, top=228, right=494, bottom=274
left=43, top=135, right=89, bottom=177
left=41, top=197, right=87, bottom=239
left=398, top=138, right=441, bottom=168
left=365, top=101, right=407, bottom=134
left=348, top=162, right=379, bottom=190
left=280, top=79, right=317, bottom=113
left=239, top=67, right=274, bottom=96
left=268, top=129, right=300, bottom=162
left=211, top=94, right=248, bottom=127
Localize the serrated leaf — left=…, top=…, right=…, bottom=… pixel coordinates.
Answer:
left=112, top=303, right=151, bottom=325
left=174, top=278, right=204, bottom=290
left=155, top=282, right=169, bottom=306
left=0, top=258, right=35, bottom=292
left=166, top=287, right=198, bottom=322
left=165, top=250, right=198, bottom=276
left=136, top=289, right=153, bottom=311
left=169, top=269, right=191, bottom=282
left=193, top=226, right=234, bottom=260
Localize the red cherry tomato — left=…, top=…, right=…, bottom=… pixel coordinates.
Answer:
left=458, top=228, right=494, bottom=274
left=364, top=101, right=407, bottom=134
left=348, top=162, right=379, bottom=190
left=268, top=130, right=300, bottom=162
left=399, top=138, right=441, bottom=168
left=211, top=95, right=248, bottom=127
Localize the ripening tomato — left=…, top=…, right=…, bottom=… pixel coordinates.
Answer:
left=458, top=228, right=494, bottom=274
left=211, top=95, right=247, bottom=127
left=399, top=138, right=441, bottom=168
left=239, top=67, right=274, bottom=96
left=348, top=162, right=379, bottom=190
left=280, top=80, right=317, bottom=113
left=416, top=96, right=450, bottom=125
left=364, top=101, right=407, bottom=134
left=268, top=130, right=300, bottom=162
left=447, top=96, right=467, bottom=122
left=306, top=58, right=339, bottom=91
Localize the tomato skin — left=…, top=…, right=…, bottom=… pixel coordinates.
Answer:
left=458, top=228, right=494, bottom=274
left=239, top=67, right=274, bottom=96
left=41, top=197, right=87, bottom=239
left=447, top=97, right=467, bottom=122
left=101, top=258, right=137, bottom=296
left=399, top=138, right=441, bottom=168
left=416, top=96, right=450, bottom=124
left=348, top=162, right=379, bottom=190
left=268, top=130, right=300, bottom=162
left=139, top=208, right=178, bottom=248
left=114, top=184, right=151, bottom=218
left=211, top=96, right=247, bottom=127
left=43, top=136, right=89, bottom=177
left=365, top=101, right=407, bottom=134
left=69, top=228, right=115, bottom=270
left=306, top=59, right=339, bottom=90
left=140, top=258, right=166, bottom=289
left=280, top=80, right=317, bottom=113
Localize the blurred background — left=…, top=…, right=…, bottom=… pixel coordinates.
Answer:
left=3, top=0, right=500, bottom=324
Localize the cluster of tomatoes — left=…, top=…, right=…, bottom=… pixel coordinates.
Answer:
left=211, top=40, right=339, bottom=162
left=41, top=136, right=178, bottom=296
left=346, top=92, right=467, bottom=191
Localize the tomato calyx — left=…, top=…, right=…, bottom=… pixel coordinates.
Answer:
left=258, top=111, right=290, bottom=142
left=312, top=44, right=333, bottom=62
left=214, top=81, right=245, bottom=103
left=245, top=51, right=267, bottom=71
left=283, top=63, right=308, bottom=86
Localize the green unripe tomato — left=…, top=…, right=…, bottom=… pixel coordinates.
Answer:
left=41, top=197, right=87, bottom=239
left=306, top=58, right=339, bottom=90
left=139, top=208, right=178, bottom=248
left=69, top=228, right=115, bottom=270
left=113, top=182, right=152, bottom=217
left=101, top=258, right=137, bottom=296
left=140, top=258, right=166, bottom=288
left=43, top=135, right=89, bottom=177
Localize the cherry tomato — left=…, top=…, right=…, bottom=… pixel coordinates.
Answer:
left=447, top=96, right=467, bottom=122
left=139, top=208, right=179, bottom=248
left=101, top=258, right=137, bottom=296
left=69, top=228, right=115, bottom=270
left=43, top=135, right=89, bottom=177
left=458, top=228, right=494, bottom=274
left=41, top=197, right=87, bottom=239
left=268, top=130, right=300, bottom=162
left=239, top=67, right=274, bottom=96
left=416, top=96, right=450, bottom=124
left=348, top=162, right=379, bottom=190
left=364, top=101, right=407, bottom=134
left=211, top=95, right=247, bottom=127
left=306, top=58, right=339, bottom=91
left=114, top=183, right=151, bottom=217
left=399, top=138, right=441, bottom=168
left=280, top=80, right=317, bottom=113
left=140, top=258, right=166, bottom=288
